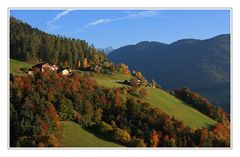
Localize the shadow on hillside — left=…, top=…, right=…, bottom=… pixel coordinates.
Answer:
left=81, top=127, right=124, bottom=147
left=115, top=81, right=130, bottom=86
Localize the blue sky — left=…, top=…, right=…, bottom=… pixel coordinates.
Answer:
left=10, top=10, right=230, bottom=49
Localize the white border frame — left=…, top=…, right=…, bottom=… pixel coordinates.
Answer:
left=1, top=0, right=240, bottom=157
left=7, top=7, right=232, bottom=150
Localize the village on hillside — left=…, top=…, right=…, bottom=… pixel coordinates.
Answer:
left=20, top=60, right=160, bottom=89
left=26, top=61, right=102, bottom=76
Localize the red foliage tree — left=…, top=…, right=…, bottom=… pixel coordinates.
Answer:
left=149, top=129, right=160, bottom=147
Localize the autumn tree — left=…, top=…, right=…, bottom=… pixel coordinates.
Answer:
left=112, top=128, right=132, bottom=145
left=129, top=137, right=146, bottom=147
left=82, top=58, right=88, bottom=69
left=117, top=63, right=130, bottom=75
left=57, top=96, right=73, bottom=120
left=77, top=60, right=81, bottom=69
left=132, top=71, right=148, bottom=86
left=149, top=129, right=160, bottom=147
left=130, top=76, right=139, bottom=87
left=139, top=88, right=147, bottom=98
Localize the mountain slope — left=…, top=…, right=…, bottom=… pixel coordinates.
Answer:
left=11, top=57, right=217, bottom=129
left=88, top=70, right=217, bottom=128
left=10, top=59, right=229, bottom=147
left=108, top=34, right=230, bottom=112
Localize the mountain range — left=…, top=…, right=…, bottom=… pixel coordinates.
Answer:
left=108, top=34, right=230, bottom=112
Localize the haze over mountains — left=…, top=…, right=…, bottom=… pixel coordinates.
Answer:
left=108, top=34, right=230, bottom=112
left=98, top=46, right=114, bottom=55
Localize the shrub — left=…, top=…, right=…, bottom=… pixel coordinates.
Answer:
left=57, top=96, right=73, bottom=121
left=20, top=67, right=29, bottom=73
left=112, top=128, right=132, bottom=145
left=129, top=137, right=146, bottom=147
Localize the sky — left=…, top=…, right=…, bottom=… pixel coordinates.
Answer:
left=10, top=10, right=230, bottom=49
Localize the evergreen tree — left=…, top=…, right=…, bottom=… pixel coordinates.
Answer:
left=10, top=17, right=107, bottom=66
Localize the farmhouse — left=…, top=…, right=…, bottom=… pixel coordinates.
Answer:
left=32, top=63, right=51, bottom=72
left=147, top=83, right=156, bottom=88
left=51, top=65, right=58, bottom=71
left=61, top=69, right=70, bottom=76
left=137, top=79, right=141, bottom=86
left=31, top=63, right=75, bottom=76
left=32, top=63, right=59, bottom=72
left=28, top=70, right=33, bottom=75
left=60, top=67, right=74, bottom=76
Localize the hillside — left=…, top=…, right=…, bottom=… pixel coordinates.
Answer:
left=108, top=34, right=230, bottom=112
left=90, top=71, right=216, bottom=128
left=10, top=64, right=229, bottom=147
left=10, top=17, right=230, bottom=147
left=11, top=59, right=227, bottom=146
left=10, top=59, right=216, bottom=129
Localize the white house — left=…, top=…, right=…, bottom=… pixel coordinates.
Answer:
left=61, top=69, right=70, bottom=76
left=28, top=70, right=33, bottom=75
left=51, top=65, right=58, bottom=71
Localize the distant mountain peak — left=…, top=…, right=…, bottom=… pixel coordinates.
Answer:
left=170, top=39, right=202, bottom=46
left=97, top=46, right=114, bottom=55
left=136, top=41, right=166, bottom=46
left=211, top=34, right=230, bottom=39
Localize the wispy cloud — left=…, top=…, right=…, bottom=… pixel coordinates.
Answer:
left=85, top=18, right=112, bottom=27
left=47, top=9, right=75, bottom=28
left=84, top=10, right=159, bottom=28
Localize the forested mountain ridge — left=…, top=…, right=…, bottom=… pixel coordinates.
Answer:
left=108, top=34, right=230, bottom=112
left=10, top=17, right=107, bottom=68
left=10, top=17, right=230, bottom=147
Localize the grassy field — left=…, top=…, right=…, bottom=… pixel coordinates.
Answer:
left=77, top=70, right=131, bottom=88
left=94, top=72, right=131, bottom=88
left=145, top=88, right=216, bottom=128
left=59, top=121, right=123, bottom=147
left=93, top=73, right=216, bottom=128
left=10, top=59, right=34, bottom=76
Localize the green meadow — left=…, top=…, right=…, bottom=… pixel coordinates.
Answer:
left=60, top=121, right=122, bottom=147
